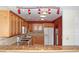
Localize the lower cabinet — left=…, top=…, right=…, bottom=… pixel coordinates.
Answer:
left=32, top=34, right=44, bottom=45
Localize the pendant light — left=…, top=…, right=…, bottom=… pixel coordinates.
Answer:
left=28, top=9, right=31, bottom=15
left=48, top=8, right=51, bottom=14
left=18, top=8, right=21, bottom=14
left=38, top=8, right=41, bottom=14
left=57, top=8, right=60, bottom=14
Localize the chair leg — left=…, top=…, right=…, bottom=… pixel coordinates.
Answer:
left=27, top=41, right=29, bottom=46
left=27, top=39, right=31, bottom=46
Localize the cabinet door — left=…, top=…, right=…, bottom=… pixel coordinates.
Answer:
left=15, top=17, right=18, bottom=35
left=28, top=23, right=32, bottom=32
left=12, top=15, right=15, bottom=35
left=44, top=23, right=53, bottom=27
left=32, top=35, right=44, bottom=45
left=18, top=18, right=20, bottom=34
left=13, top=15, right=16, bottom=35
left=19, top=19, right=22, bottom=34
left=32, top=36, right=37, bottom=45
left=10, top=13, right=13, bottom=36
left=0, top=10, right=10, bottom=37
left=17, top=17, right=19, bottom=34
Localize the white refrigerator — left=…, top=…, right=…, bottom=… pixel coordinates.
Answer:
left=44, top=27, right=54, bottom=45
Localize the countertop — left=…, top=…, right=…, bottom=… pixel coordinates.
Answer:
left=28, top=32, right=44, bottom=36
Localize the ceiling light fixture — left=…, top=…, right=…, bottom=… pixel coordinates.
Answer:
left=48, top=8, right=51, bottom=14
left=42, top=11, right=47, bottom=14
left=38, top=9, right=41, bottom=14
left=38, top=9, right=41, bottom=11
left=40, top=15, right=46, bottom=17
left=48, top=8, right=51, bottom=11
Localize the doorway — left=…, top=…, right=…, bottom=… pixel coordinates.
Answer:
left=54, top=16, right=62, bottom=46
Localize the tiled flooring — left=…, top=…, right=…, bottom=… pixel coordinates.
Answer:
left=0, top=42, right=79, bottom=52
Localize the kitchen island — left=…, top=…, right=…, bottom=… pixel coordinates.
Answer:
left=31, top=32, right=44, bottom=45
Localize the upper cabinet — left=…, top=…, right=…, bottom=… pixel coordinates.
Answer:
left=44, top=23, right=54, bottom=27
left=0, top=10, right=10, bottom=37
left=32, top=24, right=43, bottom=32
left=0, top=10, right=27, bottom=37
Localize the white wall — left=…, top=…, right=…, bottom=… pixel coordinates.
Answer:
left=62, top=7, right=79, bottom=46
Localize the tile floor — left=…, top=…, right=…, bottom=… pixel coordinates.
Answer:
left=0, top=42, right=79, bottom=52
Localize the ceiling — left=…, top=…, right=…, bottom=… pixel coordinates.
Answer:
left=0, top=6, right=62, bottom=21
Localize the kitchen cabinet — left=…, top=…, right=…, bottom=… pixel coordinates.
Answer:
left=0, top=10, right=10, bottom=37
left=15, top=16, right=19, bottom=35
left=21, top=20, right=28, bottom=34
left=9, top=12, right=13, bottom=36
left=32, top=24, right=43, bottom=32
left=18, top=18, right=21, bottom=34
left=9, top=11, right=22, bottom=36
left=13, top=14, right=16, bottom=35
left=32, top=33, right=44, bottom=45
left=44, top=23, right=54, bottom=27
left=0, top=10, right=26, bottom=37
left=28, top=23, right=32, bottom=32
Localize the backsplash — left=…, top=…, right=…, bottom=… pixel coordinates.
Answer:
left=0, top=36, right=17, bottom=46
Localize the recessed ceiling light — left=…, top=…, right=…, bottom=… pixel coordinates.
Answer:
left=41, top=18, right=44, bottom=20
left=40, top=15, right=46, bottom=17
left=42, top=12, right=47, bottom=14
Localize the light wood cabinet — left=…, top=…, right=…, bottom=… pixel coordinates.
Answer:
left=15, top=16, right=19, bottom=35
left=19, top=18, right=22, bottom=34
left=9, top=12, right=13, bottom=36
left=13, top=15, right=16, bottom=35
left=32, top=34, right=44, bottom=45
left=0, top=10, right=26, bottom=37
left=28, top=23, right=32, bottom=32
left=9, top=11, right=20, bottom=36
left=44, top=23, right=54, bottom=27
left=0, top=10, right=10, bottom=37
